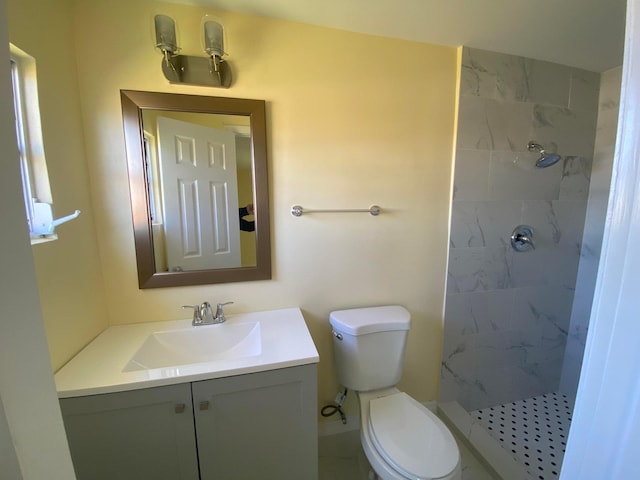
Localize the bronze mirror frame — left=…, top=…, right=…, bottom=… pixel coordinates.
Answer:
left=120, top=90, right=271, bottom=288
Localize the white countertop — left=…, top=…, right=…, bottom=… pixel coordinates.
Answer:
left=55, top=307, right=319, bottom=398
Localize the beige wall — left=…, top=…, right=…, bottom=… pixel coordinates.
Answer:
left=7, top=0, right=108, bottom=371
left=13, top=0, right=457, bottom=417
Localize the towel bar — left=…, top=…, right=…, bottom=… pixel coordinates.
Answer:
left=291, top=205, right=381, bottom=217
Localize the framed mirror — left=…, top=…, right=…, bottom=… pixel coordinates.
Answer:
left=121, top=90, right=271, bottom=288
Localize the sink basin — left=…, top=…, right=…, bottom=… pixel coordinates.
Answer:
left=123, top=321, right=261, bottom=371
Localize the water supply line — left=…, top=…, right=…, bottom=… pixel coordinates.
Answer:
left=321, top=388, right=348, bottom=424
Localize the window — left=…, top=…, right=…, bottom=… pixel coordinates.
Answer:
left=9, top=44, right=55, bottom=243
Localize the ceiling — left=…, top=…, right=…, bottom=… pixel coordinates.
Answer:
left=166, top=0, right=626, bottom=72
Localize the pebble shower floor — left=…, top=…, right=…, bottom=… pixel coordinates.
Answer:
left=471, top=392, right=572, bottom=480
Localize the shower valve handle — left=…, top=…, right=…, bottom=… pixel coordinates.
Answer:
left=511, top=225, right=536, bottom=252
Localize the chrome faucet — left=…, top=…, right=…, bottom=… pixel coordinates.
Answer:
left=182, top=301, right=215, bottom=326
left=183, top=301, right=233, bottom=326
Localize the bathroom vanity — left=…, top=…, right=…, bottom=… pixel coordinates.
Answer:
left=55, top=308, right=319, bottom=480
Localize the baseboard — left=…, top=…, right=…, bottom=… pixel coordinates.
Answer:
left=423, top=399, right=437, bottom=413
left=318, top=414, right=361, bottom=436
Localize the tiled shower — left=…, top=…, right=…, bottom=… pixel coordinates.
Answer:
left=440, top=47, right=621, bottom=478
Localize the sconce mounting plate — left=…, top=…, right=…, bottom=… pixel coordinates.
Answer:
left=161, top=55, right=232, bottom=88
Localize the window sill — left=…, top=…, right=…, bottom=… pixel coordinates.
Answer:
left=30, top=234, right=58, bottom=245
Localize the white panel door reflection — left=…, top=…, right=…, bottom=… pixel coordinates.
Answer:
left=157, top=117, right=241, bottom=271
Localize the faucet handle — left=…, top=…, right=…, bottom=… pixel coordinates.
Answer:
left=215, top=301, right=234, bottom=322
left=182, top=305, right=202, bottom=325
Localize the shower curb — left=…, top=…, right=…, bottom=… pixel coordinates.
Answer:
left=438, top=401, right=533, bottom=480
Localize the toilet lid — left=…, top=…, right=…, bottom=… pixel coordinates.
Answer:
left=369, top=392, right=459, bottom=479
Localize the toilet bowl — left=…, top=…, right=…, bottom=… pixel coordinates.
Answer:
left=329, top=306, right=461, bottom=480
left=358, top=388, right=461, bottom=480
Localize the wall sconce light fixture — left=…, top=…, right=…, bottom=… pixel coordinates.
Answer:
left=154, top=14, right=231, bottom=88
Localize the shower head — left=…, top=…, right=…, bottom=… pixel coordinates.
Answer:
left=527, top=141, right=562, bottom=168
left=536, top=153, right=562, bottom=168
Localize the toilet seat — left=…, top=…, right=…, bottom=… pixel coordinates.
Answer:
left=368, top=392, right=459, bottom=479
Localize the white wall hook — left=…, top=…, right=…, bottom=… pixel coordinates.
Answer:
left=51, top=210, right=81, bottom=228
left=31, top=202, right=81, bottom=236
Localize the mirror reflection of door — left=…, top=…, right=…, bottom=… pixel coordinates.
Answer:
left=158, top=117, right=240, bottom=271
left=141, top=110, right=255, bottom=272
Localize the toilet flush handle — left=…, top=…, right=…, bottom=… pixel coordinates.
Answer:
left=333, top=331, right=343, bottom=341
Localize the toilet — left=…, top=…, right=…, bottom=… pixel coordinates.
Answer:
left=330, top=305, right=461, bottom=480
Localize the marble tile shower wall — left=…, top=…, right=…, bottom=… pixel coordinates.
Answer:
left=558, top=66, right=622, bottom=403
left=440, top=48, right=600, bottom=411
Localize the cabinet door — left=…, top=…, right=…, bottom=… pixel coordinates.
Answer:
left=193, top=364, right=318, bottom=480
left=60, top=384, right=199, bottom=480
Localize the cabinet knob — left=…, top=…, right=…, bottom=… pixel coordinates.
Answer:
left=174, top=403, right=186, bottom=414
left=199, top=400, right=210, bottom=411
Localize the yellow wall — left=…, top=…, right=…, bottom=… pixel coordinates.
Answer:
left=7, top=0, right=108, bottom=371
left=13, top=0, right=458, bottom=417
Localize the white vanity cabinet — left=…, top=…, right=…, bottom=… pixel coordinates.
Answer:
left=60, top=383, right=199, bottom=480
left=193, top=364, right=318, bottom=479
left=60, top=365, right=318, bottom=480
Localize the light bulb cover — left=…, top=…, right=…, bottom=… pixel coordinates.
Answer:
left=203, top=20, right=225, bottom=57
left=154, top=14, right=178, bottom=54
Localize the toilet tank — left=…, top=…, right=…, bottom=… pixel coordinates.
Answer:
left=329, top=306, right=410, bottom=392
